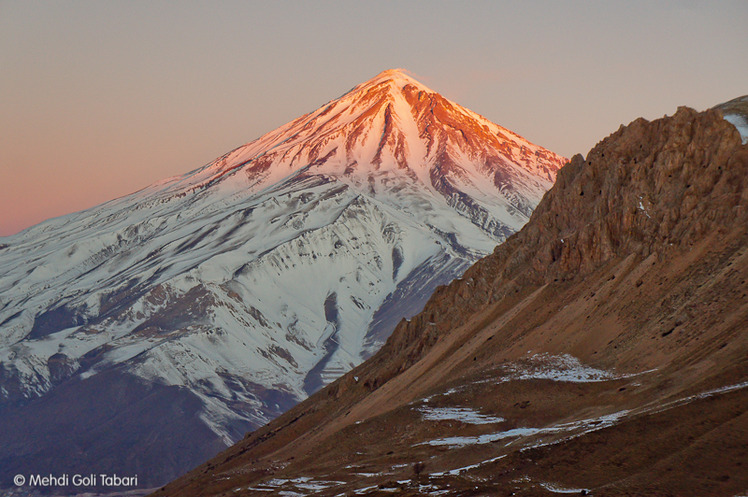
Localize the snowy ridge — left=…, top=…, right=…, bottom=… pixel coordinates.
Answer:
left=723, top=113, right=748, bottom=144
left=0, top=70, right=565, bottom=457
left=716, top=94, right=748, bottom=144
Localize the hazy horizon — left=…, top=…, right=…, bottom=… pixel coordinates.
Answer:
left=1, top=0, right=746, bottom=236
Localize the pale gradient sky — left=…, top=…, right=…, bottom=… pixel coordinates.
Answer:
left=1, top=1, right=746, bottom=236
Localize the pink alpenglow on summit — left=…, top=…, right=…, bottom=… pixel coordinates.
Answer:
left=170, top=69, right=564, bottom=236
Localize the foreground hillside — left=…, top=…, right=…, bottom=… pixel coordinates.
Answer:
left=153, top=105, right=748, bottom=496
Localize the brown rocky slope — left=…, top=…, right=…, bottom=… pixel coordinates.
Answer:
left=152, top=106, right=748, bottom=496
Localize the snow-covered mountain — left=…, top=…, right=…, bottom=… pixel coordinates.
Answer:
left=0, top=69, right=565, bottom=487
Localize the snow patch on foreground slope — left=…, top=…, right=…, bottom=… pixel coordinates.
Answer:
left=505, top=353, right=621, bottom=382
left=420, top=410, right=630, bottom=448
left=418, top=406, right=505, bottom=425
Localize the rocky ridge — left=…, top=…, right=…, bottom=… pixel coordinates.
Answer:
left=381, top=106, right=748, bottom=363
left=152, top=105, right=748, bottom=497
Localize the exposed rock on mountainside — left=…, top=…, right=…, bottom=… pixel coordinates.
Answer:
left=153, top=105, right=748, bottom=497
left=0, top=70, right=565, bottom=490
left=386, top=106, right=748, bottom=360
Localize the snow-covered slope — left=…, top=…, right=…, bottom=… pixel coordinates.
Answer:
left=0, top=69, right=566, bottom=486
left=715, top=94, right=748, bottom=144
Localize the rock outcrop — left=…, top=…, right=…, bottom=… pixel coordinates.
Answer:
left=153, top=106, right=748, bottom=497
left=356, top=106, right=748, bottom=387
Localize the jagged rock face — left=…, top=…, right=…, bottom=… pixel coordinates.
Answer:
left=153, top=106, right=747, bottom=497
left=0, top=70, right=564, bottom=490
left=385, top=106, right=748, bottom=363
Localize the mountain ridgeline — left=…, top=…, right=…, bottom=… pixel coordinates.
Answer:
left=153, top=104, right=748, bottom=496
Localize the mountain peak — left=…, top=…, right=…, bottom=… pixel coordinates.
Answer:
left=189, top=70, right=566, bottom=218
left=359, top=68, right=430, bottom=90
left=334, top=68, right=436, bottom=113
left=376, top=68, right=409, bottom=77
